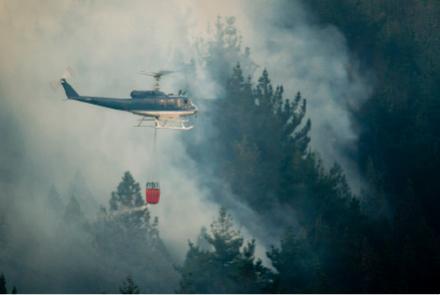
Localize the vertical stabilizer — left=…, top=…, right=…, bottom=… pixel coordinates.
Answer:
left=60, top=78, right=79, bottom=98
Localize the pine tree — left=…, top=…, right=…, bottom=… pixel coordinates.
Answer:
left=216, top=65, right=312, bottom=211
left=178, top=242, right=211, bottom=293
left=0, top=274, right=7, bottom=294
left=119, top=276, right=140, bottom=294
left=207, top=207, right=243, bottom=262
left=185, top=13, right=401, bottom=293
left=215, top=64, right=375, bottom=292
left=109, top=171, right=144, bottom=211
left=92, top=172, right=178, bottom=292
left=267, top=229, right=318, bottom=293
left=179, top=208, right=271, bottom=293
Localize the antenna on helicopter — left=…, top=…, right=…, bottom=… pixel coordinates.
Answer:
left=139, top=70, right=175, bottom=91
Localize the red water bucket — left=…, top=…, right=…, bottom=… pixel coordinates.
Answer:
left=146, top=182, right=160, bottom=204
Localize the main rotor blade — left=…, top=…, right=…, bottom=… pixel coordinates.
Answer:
left=139, top=70, right=175, bottom=78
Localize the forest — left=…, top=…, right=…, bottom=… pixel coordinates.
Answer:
left=1, top=0, right=439, bottom=293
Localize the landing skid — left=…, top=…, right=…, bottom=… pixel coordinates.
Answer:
left=155, top=119, right=194, bottom=130
left=134, top=117, right=193, bottom=130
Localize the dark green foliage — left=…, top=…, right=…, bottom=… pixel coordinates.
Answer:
left=92, top=172, right=177, bottom=292
left=178, top=208, right=271, bottom=293
left=209, top=64, right=312, bottom=214
left=0, top=274, right=15, bottom=294
left=109, top=171, right=144, bottom=211
left=182, top=14, right=429, bottom=293
left=1, top=7, right=438, bottom=293
left=0, top=274, right=6, bottom=294
left=267, top=229, right=319, bottom=293
left=96, top=172, right=159, bottom=241
left=119, top=276, right=140, bottom=294
left=186, top=28, right=369, bottom=292
left=304, top=1, right=440, bottom=292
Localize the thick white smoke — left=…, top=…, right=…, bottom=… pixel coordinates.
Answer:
left=242, top=1, right=372, bottom=192
left=0, top=0, right=370, bottom=291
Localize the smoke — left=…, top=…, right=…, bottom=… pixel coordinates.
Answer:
left=239, top=1, right=372, bottom=192
left=0, top=0, right=371, bottom=291
left=0, top=0, right=221, bottom=291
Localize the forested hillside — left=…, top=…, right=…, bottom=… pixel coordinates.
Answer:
left=1, top=1, right=439, bottom=293
left=306, top=1, right=440, bottom=291
left=1, top=172, right=178, bottom=293
left=180, top=9, right=440, bottom=292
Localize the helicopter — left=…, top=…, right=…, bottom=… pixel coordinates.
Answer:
left=59, top=70, right=198, bottom=130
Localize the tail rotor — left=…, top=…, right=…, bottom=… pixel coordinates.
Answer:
left=49, top=66, right=75, bottom=97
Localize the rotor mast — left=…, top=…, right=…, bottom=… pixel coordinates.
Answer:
left=153, top=73, right=162, bottom=91
left=139, top=70, right=174, bottom=91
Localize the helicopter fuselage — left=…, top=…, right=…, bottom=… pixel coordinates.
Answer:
left=60, top=79, right=198, bottom=122
left=73, top=95, right=197, bottom=119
